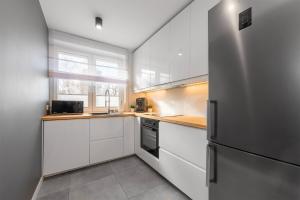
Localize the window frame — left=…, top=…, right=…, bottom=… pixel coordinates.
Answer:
left=50, top=47, right=126, bottom=113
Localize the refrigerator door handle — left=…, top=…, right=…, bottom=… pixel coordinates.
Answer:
left=206, top=144, right=217, bottom=186
left=208, top=100, right=217, bottom=140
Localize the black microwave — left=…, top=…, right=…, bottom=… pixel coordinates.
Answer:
left=51, top=100, right=84, bottom=114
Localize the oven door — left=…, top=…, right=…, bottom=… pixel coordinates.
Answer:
left=141, top=125, right=159, bottom=158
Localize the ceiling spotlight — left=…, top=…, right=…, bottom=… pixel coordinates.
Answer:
left=95, top=17, right=103, bottom=30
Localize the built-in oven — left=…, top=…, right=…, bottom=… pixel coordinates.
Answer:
left=141, top=118, right=159, bottom=158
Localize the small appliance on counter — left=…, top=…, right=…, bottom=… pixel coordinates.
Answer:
left=135, top=98, right=148, bottom=113
left=51, top=100, right=84, bottom=114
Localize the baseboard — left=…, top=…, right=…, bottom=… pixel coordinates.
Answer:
left=31, top=177, right=43, bottom=200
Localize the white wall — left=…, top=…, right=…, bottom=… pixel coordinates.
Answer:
left=131, top=83, right=208, bottom=117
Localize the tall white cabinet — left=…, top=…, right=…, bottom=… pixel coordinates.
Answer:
left=133, top=0, right=220, bottom=92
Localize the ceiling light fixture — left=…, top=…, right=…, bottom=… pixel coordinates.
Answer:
left=95, top=17, right=103, bottom=30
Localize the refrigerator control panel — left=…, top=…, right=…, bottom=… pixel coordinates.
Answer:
left=239, top=7, right=252, bottom=30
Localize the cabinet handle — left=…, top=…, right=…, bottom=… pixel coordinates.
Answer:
left=208, top=100, right=217, bottom=140
left=206, top=144, right=217, bottom=186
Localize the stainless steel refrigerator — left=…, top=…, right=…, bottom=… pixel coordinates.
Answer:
left=207, top=0, right=300, bottom=199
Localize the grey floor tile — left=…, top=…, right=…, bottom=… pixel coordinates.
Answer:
left=69, top=175, right=128, bottom=200
left=37, top=188, right=69, bottom=200
left=110, top=156, right=143, bottom=174
left=38, top=157, right=189, bottom=200
left=38, top=173, right=71, bottom=197
left=129, top=184, right=191, bottom=200
left=70, top=162, right=113, bottom=187
left=115, top=163, right=166, bottom=198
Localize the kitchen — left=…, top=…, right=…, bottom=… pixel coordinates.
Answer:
left=1, top=0, right=300, bottom=200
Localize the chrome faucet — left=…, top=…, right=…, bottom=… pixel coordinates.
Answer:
left=105, top=89, right=111, bottom=114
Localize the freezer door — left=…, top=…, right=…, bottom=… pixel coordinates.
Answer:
left=209, top=0, right=300, bottom=165
left=207, top=143, right=300, bottom=200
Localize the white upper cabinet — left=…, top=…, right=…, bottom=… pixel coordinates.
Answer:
left=169, top=6, right=191, bottom=82
left=133, top=43, right=151, bottom=90
left=190, top=0, right=220, bottom=77
left=149, top=25, right=171, bottom=86
left=140, top=42, right=152, bottom=89
left=133, top=0, right=220, bottom=92
left=190, top=0, right=208, bottom=76
left=133, top=47, right=143, bottom=91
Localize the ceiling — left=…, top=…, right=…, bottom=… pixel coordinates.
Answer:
left=39, top=0, right=192, bottom=50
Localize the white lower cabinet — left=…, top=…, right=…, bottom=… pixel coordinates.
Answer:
left=134, top=117, right=141, bottom=154
left=90, top=117, right=124, bottom=140
left=43, top=117, right=135, bottom=176
left=159, top=149, right=208, bottom=200
left=90, top=138, right=123, bottom=164
left=160, top=122, right=207, bottom=169
left=137, top=148, right=160, bottom=172
left=124, top=117, right=135, bottom=156
left=43, top=116, right=208, bottom=200
left=43, top=119, right=90, bottom=176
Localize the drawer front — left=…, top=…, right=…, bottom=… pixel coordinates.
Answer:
left=160, top=122, right=207, bottom=169
left=159, top=149, right=208, bottom=200
left=90, top=117, right=124, bottom=141
left=90, top=137, right=123, bottom=164
left=137, top=149, right=160, bottom=172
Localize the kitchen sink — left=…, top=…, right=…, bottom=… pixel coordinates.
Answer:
left=90, top=112, right=109, bottom=116
left=90, top=112, right=121, bottom=116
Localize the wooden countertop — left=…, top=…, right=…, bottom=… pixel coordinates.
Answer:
left=41, top=113, right=134, bottom=121
left=135, top=113, right=207, bottom=129
left=42, top=113, right=207, bottom=129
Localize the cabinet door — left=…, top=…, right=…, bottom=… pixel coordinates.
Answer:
left=133, top=48, right=143, bottom=91
left=160, top=149, right=208, bottom=200
left=124, top=117, right=135, bottom=156
left=43, top=120, right=90, bottom=175
left=150, top=25, right=171, bottom=86
left=135, top=43, right=151, bottom=89
left=90, top=138, right=123, bottom=164
left=90, top=117, right=123, bottom=141
left=134, top=117, right=141, bottom=155
left=190, top=0, right=220, bottom=76
left=169, top=6, right=191, bottom=82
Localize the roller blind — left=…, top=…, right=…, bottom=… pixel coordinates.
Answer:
left=49, top=51, right=128, bottom=84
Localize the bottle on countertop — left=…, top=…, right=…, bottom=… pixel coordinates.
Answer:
left=46, top=103, right=51, bottom=115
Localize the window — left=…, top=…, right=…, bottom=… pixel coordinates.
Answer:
left=57, top=79, right=90, bottom=108
left=95, top=83, right=124, bottom=108
left=50, top=50, right=128, bottom=113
